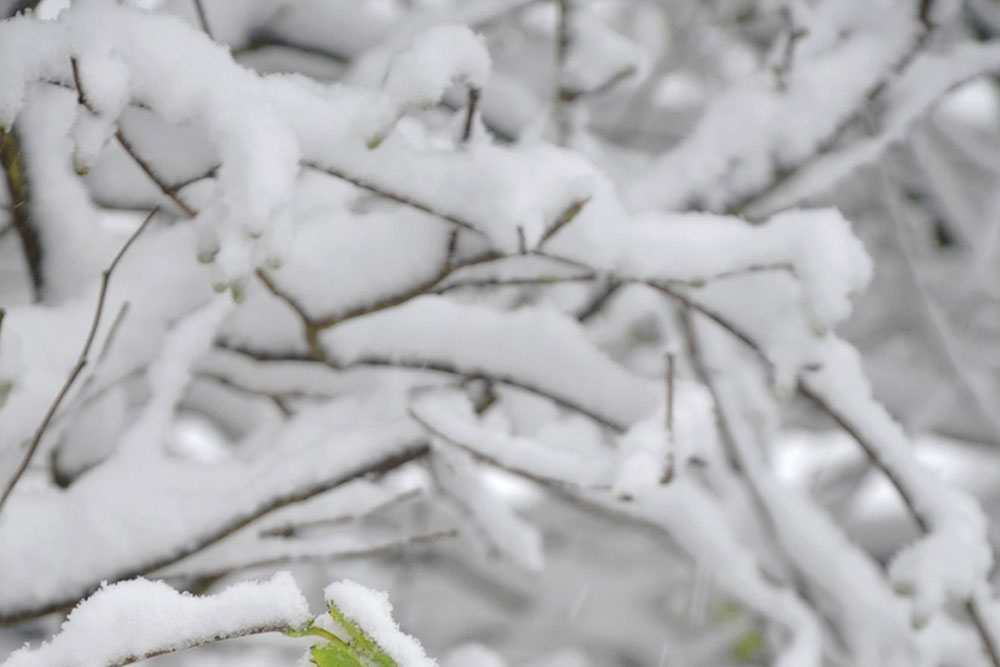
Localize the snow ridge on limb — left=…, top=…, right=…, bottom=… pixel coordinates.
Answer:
left=748, top=40, right=1000, bottom=217
left=317, top=580, right=437, bottom=667
left=320, top=296, right=660, bottom=430
left=803, top=338, right=992, bottom=624
left=0, top=407, right=425, bottom=622
left=1, top=573, right=310, bottom=667
left=408, top=390, right=822, bottom=667
left=625, top=0, right=926, bottom=212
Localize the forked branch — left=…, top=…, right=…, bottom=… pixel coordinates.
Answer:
left=0, top=209, right=157, bottom=516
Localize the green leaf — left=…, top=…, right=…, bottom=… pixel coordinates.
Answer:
left=731, top=629, right=763, bottom=662
left=311, top=642, right=365, bottom=667
left=327, top=603, right=398, bottom=667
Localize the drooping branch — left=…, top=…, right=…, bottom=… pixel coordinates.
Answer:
left=71, top=58, right=198, bottom=217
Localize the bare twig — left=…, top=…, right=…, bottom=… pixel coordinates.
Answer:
left=772, top=7, right=807, bottom=91
left=0, top=441, right=430, bottom=625
left=220, top=343, right=628, bottom=431
left=101, top=623, right=293, bottom=667
left=255, top=246, right=502, bottom=361
left=0, top=209, right=158, bottom=516
left=560, top=65, right=636, bottom=102
left=535, top=197, right=590, bottom=248
left=434, top=273, right=595, bottom=294
left=255, top=268, right=326, bottom=360
left=661, top=349, right=675, bottom=483
left=461, top=87, right=480, bottom=144
left=0, top=127, right=42, bottom=300
left=193, top=370, right=304, bottom=417
left=172, top=530, right=458, bottom=589
left=312, top=250, right=501, bottom=328
left=303, top=161, right=483, bottom=235
left=576, top=280, right=623, bottom=321
left=259, top=488, right=423, bottom=539
left=554, top=0, right=574, bottom=146
left=191, top=0, right=215, bottom=41
left=96, top=301, right=130, bottom=365
left=876, top=150, right=1000, bottom=446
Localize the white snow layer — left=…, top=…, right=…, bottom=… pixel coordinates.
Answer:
left=2, top=573, right=310, bottom=667
left=325, top=580, right=436, bottom=667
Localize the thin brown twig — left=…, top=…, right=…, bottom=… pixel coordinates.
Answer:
left=661, top=349, right=675, bottom=483
left=554, top=0, right=574, bottom=146
left=193, top=370, right=300, bottom=417
left=0, top=127, right=42, bottom=300
left=71, top=57, right=198, bottom=217
left=170, top=530, right=458, bottom=589
left=0, top=208, right=158, bottom=516
left=434, top=274, right=595, bottom=294
left=0, top=441, right=430, bottom=625
left=560, top=65, right=636, bottom=102
left=219, top=342, right=628, bottom=431
left=191, top=0, right=215, bottom=40
left=105, top=624, right=292, bottom=667
left=259, top=488, right=423, bottom=539
left=302, top=161, right=483, bottom=235
left=461, top=87, right=480, bottom=143
left=535, top=197, right=590, bottom=248
left=576, top=280, right=623, bottom=321
left=96, top=301, right=130, bottom=365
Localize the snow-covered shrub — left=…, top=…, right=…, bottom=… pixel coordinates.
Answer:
left=1, top=1, right=1000, bottom=666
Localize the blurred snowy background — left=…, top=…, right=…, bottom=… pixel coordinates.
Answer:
left=3, top=1, right=1000, bottom=666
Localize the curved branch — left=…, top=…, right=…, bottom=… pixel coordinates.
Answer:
left=71, top=58, right=197, bottom=217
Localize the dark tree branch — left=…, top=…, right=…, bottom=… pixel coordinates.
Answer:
left=302, top=161, right=484, bottom=235
left=0, top=127, right=42, bottom=300
left=191, top=0, right=215, bottom=41
left=0, top=209, right=157, bottom=516
left=103, top=623, right=293, bottom=667
left=0, top=440, right=430, bottom=625
left=575, top=279, right=623, bottom=322
left=461, top=87, right=480, bottom=143
left=218, top=343, right=628, bottom=431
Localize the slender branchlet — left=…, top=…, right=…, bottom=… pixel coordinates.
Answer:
left=0, top=208, right=158, bottom=516
left=461, top=86, right=481, bottom=144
